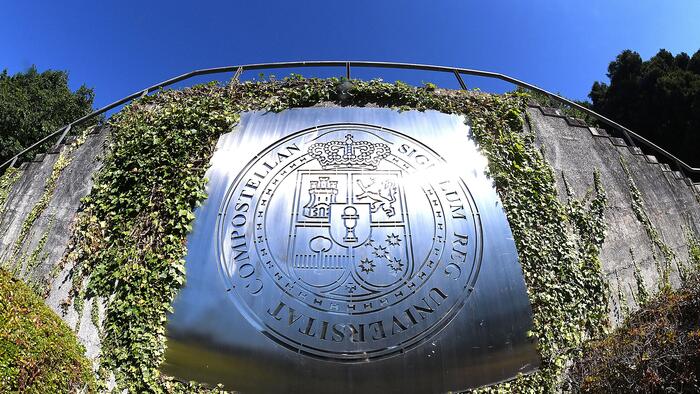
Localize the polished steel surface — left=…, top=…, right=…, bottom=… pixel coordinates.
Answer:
left=163, top=108, right=540, bottom=393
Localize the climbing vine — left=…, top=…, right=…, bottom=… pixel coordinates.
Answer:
left=0, top=167, right=21, bottom=214
left=473, top=124, right=609, bottom=393
left=54, top=77, right=613, bottom=393
left=69, top=85, right=239, bottom=393
left=2, top=132, right=87, bottom=277
left=630, top=249, right=650, bottom=306
left=563, top=157, right=700, bottom=392
left=20, top=214, right=55, bottom=291
left=613, top=271, right=630, bottom=320
left=13, top=155, right=69, bottom=254
left=619, top=156, right=676, bottom=292
left=687, top=227, right=700, bottom=273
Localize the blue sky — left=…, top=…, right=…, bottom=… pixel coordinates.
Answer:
left=2, top=1, right=699, bottom=109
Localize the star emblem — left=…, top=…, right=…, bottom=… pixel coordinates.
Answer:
left=388, top=257, right=404, bottom=272
left=373, top=245, right=389, bottom=259
left=386, top=233, right=401, bottom=246
left=359, top=258, right=375, bottom=273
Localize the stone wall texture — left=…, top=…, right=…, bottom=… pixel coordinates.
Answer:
left=0, top=104, right=698, bottom=358
left=0, top=127, right=109, bottom=359
left=527, top=105, right=700, bottom=321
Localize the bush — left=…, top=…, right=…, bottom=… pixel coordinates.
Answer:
left=0, top=269, right=96, bottom=392
left=568, top=273, right=700, bottom=393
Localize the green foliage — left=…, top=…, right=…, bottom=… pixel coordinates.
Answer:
left=613, top=271, right=630, bottom=319
left=0, top=66, right=96, bottom=165
left=567, top=159, right=700, bottom=393
left=568, top=271, right=700, bottom=393
left=619, top=156, right=675, bottom=292
left=70, top=84, right=239, bottom=393
left=422, top=81, right=437, bottom=91
left=0, top=268, right=96, bottom=393
left=14, top=153, right=71, bottom=251
left=590, top=49, right=700, bottom=167
left=472, top=106, right=609, bottom=393
left=688, top=228, right=700, bottom=273
left=0, top=167, right=21, bottom=213
left=517, top=87, right=596, bottom=124
left=59, top=77, right=611, bottom=392
left=630, top=249, right=650, bottom=306
left=20, top=215, right=55, bottom=291
left=1, top=133, right=86, bottom=277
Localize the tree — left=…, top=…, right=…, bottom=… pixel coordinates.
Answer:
left=589, top=49, right=700, bottom=167
left=0, top=66, right=95, bottom=165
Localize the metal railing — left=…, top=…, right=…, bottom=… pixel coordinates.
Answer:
left=1, top=61, right=698, bottom=182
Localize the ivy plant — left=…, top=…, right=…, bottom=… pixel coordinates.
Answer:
left=0, top=166, right=21, bottom=214
left=55, top=77, right=612, bottom=393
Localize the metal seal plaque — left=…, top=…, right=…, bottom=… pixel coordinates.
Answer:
left=164, top=108, right=539, bottom=393
left=220, top=125, right=480, bottom=361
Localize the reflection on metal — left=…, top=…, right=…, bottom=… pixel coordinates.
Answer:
left=163, top=108, right=539, bottom=393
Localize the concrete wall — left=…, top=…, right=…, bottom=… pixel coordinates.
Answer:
left=527, top=105, right=700, bottom=321
left=0, top=105, right=698, bottom=361
left=0, top=127, right=109, bottom=359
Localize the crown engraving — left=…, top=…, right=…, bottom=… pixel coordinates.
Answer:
left=308, top=134, right=390, bottom=170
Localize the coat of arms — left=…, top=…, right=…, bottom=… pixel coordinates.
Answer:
left=288, top=135, right=413, bottom=295
left=215, top=122, right=484, bottom=362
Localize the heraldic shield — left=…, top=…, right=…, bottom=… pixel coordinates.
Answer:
left=288, top=135, right=414, bottom=297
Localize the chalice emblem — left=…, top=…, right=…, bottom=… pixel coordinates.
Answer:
left=341, top=206, right=359, bottom=243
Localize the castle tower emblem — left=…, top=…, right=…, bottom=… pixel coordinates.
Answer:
left=302, top=177, right=338, bottom=218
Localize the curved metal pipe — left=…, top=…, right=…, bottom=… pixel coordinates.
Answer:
left=2, top=61, right=698, bottom=179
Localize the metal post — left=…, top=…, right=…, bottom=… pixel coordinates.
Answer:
left=676, top=159, right=686, bottom=174
left=346, top=62, right=351, bottom=80
left=620, top=128, right=636, bottom=147
left=53, top=124, right=72, bottom=149
left=453, top=70, right=467, bottom=90
left=9, top=156, right=17, bottom=168
left=232, top=66, right=244, bottom=84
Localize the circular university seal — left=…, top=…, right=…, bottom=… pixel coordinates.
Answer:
left=217, top=124, right=482, bottom=361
